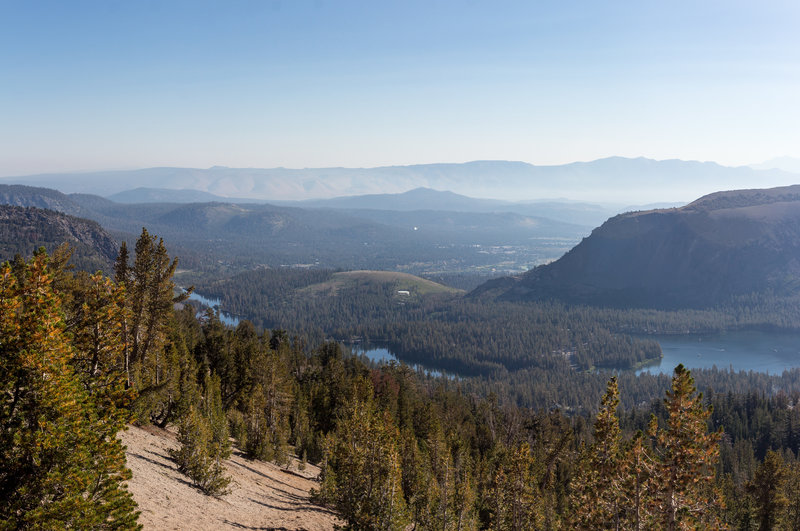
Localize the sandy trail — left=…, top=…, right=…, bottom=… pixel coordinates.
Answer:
left=120, top=425, right=341, bottom=530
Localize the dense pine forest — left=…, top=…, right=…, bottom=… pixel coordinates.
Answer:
left=6, top=234, right=800, bottom=529
left=193, top=267, right=800, bottom=412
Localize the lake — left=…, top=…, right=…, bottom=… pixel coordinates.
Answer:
left=355, top=331, right=800, bottom=379
left=184, top=291, right=240, bottom=327
left=637, top=330, right=800, bottom=375
left=351, top=344, right=451, bottom=379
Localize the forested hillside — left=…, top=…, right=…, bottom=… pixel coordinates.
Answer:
left=0, top=205, right=118, bottom=272
left=0, top=184, right=584, bottom=278
left=8, top=239, right=800, bottom=528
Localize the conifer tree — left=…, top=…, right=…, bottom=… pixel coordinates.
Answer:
left=0, top=252, right=139, bottom=529
left=171, top=405, right=231, bottom=497
left=490, top=443, right=542, bottom=531
left=244, top=348, right=293, bottom=465
left=782, top=460, right=800, bottom=530
left=114, top=241, right=129, bottom=286
left=571, top=376, right=625, bottom=529
left=71, top=272, right=132, bottom=414
left=399, top=428, right=433, bottom=528
left=619, top=430, right=656, bottom=530
left=649, top=364, right=723, bottom=530
left=113, top=241, right=131, bottom=386
left=428, top=423, right=456, bottom=530
left=170, top=373, right=231, bottom=497
left=450, top=438, right=477, bottom=531
left=122, top=229, right=188, bottom=423
left=319, top=383, right=408, bottom=530
left=748, top=449, right=787, bottom=531
left=201, top=372, right=232, bottom=465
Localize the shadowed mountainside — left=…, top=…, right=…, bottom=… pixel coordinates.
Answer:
left=0, top=205, right=119, bottom=272
left=476, top=185, right=800, bottom=309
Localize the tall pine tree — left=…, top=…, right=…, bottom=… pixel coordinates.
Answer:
left=650, top=364, right=723, bottom=530
left=0, top=252, right=139, bottom=529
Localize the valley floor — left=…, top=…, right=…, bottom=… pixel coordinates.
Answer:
left=119, top=425, right=341, bottom=530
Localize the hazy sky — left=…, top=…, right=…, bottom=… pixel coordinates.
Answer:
left=1, top=0, right=799, bottom=176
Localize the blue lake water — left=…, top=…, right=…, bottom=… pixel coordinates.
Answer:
left=352, top=345, right=451, bottom=379
left=354, top=331, right=800, bottom=379
left=637, top=330, right=800, bottom=375
left=184, top=291, right=240, bottom=327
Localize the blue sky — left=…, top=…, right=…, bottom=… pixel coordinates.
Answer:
left=1, top=0, right=799, bottom=176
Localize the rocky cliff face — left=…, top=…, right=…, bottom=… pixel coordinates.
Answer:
left=0, top=205, right=119, bottom=272
left=480, top=185, right=800, bottom=309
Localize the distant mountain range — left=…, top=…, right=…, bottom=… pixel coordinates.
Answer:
left=8, top=179, right=800, bottom=311
left=3, top=157, right=799, bottom=204
left=478, top=185, right=800, bottom=309
left=94, top=186, right=632, bottom=227
left=750, top=157, right=800, bottom=174
left=0, top=184, right=587, bottom=275
left=107, top=188, right=251, bottom=204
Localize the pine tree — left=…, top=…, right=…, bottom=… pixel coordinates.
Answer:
left=428, top=423, right=456, bottom=530
left=123, top=229, right=187, bottom=423
left=619, top=430, right=656, bottom=530
left=113, top=241, right=131, bottom=386
left=571, top=376, right=625, bottom=529
left=114, top=241, right=129, bottom=286
left=490, top=443, right=542, bottom=531
left=201, top=372, right=232, bottom=465
left=318, top=383, right=408, bottom=530
left=244, top=348, right=293, bottom=465
left=0, top=252, right=139, bottom=529
left=748, top=449, right=787, bottom=530
left=71, top=272, right=133, bottom=414
left=782, top=460, right=800, bottom=530
left=650, top=364, right=723, bottom=530
left=450, top=438, right=477, bottom=531
left=170, top=371, right=231, bottom=497
left=399, top=428, right=433, bottom=528
left=171, top=405, right=231, bottom=497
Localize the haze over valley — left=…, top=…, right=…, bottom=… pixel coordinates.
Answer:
left=6, top=1, right=800, bottom=529
left=5, top=156, right=800, bottom=205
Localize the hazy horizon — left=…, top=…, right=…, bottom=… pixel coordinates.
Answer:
left=2, top=1, right=799, bottom=178
left=4, top=153, right=800, bottom=178
left=4, top=156, right=800, bottom=205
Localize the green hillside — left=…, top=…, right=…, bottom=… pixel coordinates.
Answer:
left=301, top=270, right=463, bottom=297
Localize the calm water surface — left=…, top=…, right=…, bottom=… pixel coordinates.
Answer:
left=185, top=291, right=240, bottom=327
left=638, top=330, right=800, bottom=375
left=352, top=345, right=451, bottom=379
left=355, top=332, right=800, bottom=379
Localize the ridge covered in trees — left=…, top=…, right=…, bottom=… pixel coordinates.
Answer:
left=7, top=233, right=800, bottom=529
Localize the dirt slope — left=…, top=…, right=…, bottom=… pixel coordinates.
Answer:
left=119, top=425, right=341, bottom=530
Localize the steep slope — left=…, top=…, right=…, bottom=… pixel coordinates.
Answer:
left=120, top=425, right=340, bottom=530
left=0, top=205, right=119, bottom=271
left=482, top=185, right=800, bottom=309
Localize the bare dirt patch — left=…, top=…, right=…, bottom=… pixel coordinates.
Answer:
left=119, top=425, right=341, bottom=530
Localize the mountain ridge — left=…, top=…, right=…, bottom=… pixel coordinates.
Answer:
left=0, top=205, right=119, bottom=272
left=4, top=157, right=798, bottom=204
left=477, top=184, right=800, bottom=309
